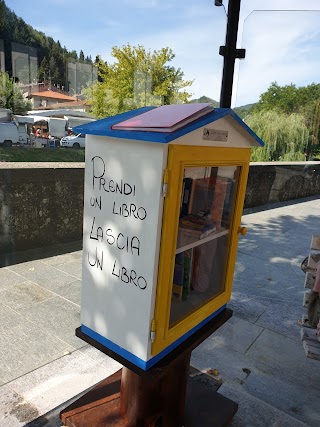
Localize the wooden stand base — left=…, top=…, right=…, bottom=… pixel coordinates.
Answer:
left=61, top=368, right=237, bottom=427
left=61, top=309, right=237, bottom=426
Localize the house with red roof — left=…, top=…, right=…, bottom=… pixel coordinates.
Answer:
left=28, top=89, right=78, bottom=109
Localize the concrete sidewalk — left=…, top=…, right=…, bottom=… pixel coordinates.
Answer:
left=1, top=197, right=320, bottom=426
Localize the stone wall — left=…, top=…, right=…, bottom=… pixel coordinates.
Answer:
left=0, top=163, right=84, bottom=255
left=245, top=162, right=320, bottom=208
left=0, top=161, right=319, bottom=256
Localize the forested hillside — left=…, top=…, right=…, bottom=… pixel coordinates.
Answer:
left=0, top=0, right=93, bottom=88
left=190, top=95, right=219, bottom=107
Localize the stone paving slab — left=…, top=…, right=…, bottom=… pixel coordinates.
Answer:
left=0, top=269, right=26, bottom=290
left=0, top=319, right=74, bottom=384
left=19, top=296, right=84, bottom=350
left=0, top=304, right=24, bottom=334
left=0, top=281, right=54, bottom=312
left=246, top=329, right=320, bottom=390
left=234, top=252, right=304, bottom=298
left=54, top=260, right=82, bottom=280
left=228, top=291, right=270, bottom=323
left=191, top=331, right=273, bottom=387
left=53, top=280, right=81, bottom=306
left=7, top=261, right=77, bottom=292
left=201, top=315, right=263, bottom=354
left=41, top=253, right=82, bottom=267
left=255, top=299, right=303, bottom=341
left=8, top=350, right=118, bottom=417
left=220, top=383, right=310, bottom=427
left=0, top=384, right=39, bottom=427
left=241, top=366, right=320, bottom=427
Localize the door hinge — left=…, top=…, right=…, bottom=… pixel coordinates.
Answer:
left=150, top=319, right=156, bottom=342
left=162, top=169, right=169, bottom=197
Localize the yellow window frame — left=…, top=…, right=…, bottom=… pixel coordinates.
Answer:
left=152, top=144, right=250, bottom=356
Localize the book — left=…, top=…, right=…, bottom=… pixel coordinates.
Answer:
left=189, top=175, right=216, bottom=217
left=182, top=249, right=192, bottom=301
left=172, top=250, right=193, bottom=301
left=111, top=103, right=214, bottom=133
left=211, top=177, right=228, bottom=228
left=173, top=253, right=184, bottom=286
left=180, top=177, right=194, bottom=217
left=179, top=215, right=216, bottom=239
left=221, top=178, right=234, bottom=227
left=188, top=178, right=197, bottom=215
left=191, top=239, right=219, bottom=293
left=190, top=246, right=201, bottom=290
left=173, top=253, right=184, bottom=299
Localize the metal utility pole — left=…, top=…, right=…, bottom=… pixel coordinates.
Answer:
left=218, top=0, right=245, bottom=108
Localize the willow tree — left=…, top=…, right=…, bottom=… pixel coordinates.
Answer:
left=246, top=110, right=309, bottom=162
left=84, top=45, right=193, bottom=118
left=253, top=82, right=320, bottom=158
left=301, top=98, right=320, bottom=157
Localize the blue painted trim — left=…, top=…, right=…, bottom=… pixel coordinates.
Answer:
left=74, top=106, right=155, bottom=135
left=148, top=304, right=227, bottom=367
left=81, top=324, right=149, bottom=370
left=81, top=304, right=226, bottom=371
left=74, top=107, right=264, bottom=147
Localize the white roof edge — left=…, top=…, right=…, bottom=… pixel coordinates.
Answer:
left=28, top=109, right=95, bottom=119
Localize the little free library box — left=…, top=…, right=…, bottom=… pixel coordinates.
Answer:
left=75, top=104, right=263, bottom=371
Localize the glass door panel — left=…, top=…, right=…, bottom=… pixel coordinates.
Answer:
left=170, top=165, right=240, bottom=326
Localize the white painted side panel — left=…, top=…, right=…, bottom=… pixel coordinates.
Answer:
left=81, top=136, right=166, bottom=362
left=171, top=116, right=258, bottom=148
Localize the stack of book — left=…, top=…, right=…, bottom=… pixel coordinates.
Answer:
left=173, top=171, right=235, bottom=302
left=179, top=215, right=216, bottom=240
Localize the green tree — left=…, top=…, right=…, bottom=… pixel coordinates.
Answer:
left=254, top=82, right=300, bottom=114
left=246, top=110, right=309, bottom=162
left=253, top=82, right=320, bottom=158
left=84, top=44, right=193, bottom=118
left=49, top=56, right=59, bottom=81
left=0, top=1, right=6, bottom=34
left=79, top=50, right=85, bottom=62
left=83, top=84, right=119, bottom=119
left=38, top=57, right=49, bottom=81
left=254, top=82, right=320, bottom=116
left=68, top=50, right=78, bottom=61
left=0, top=71, right=32, bottom=114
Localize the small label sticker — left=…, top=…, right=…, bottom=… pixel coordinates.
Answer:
left=203, top=128, right=228, bottom=142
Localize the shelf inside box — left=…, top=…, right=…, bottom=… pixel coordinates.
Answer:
left=171, top=232, right=229, bottom=325
left=176, top=228, right=229, bottom=255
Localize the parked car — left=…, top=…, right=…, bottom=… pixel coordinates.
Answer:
left=60, top=133, right=85, bottom=148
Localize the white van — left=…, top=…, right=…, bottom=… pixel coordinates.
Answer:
left=0, top=122, right=29, bottom=147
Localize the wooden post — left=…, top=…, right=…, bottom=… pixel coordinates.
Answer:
left=60, top=309, right=238, bottom=427
left=120, top=353, right=191, bottom=427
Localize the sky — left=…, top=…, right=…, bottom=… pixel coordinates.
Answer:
left=4, top=0, right=320, bottom=106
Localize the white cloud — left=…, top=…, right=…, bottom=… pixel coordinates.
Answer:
left=235, top=10, right=320, bottom=105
